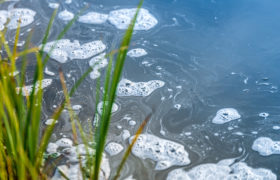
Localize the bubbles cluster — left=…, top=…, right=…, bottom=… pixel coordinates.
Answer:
left=105, top=142, right=124, bottom=156
left=117, top=79, right=165, bottom=97
left=0, top=8, right=36, bottom=30
left=16, top=79, right=53, bottom=96
left=78, top=12, right=108, bottom=24
left=212, top=108, right=241, bottom=124
left=108, top=8, right=158, bottom=30
left=127, top=48, right=148, bottom=58
left=167, top=159, right=276, bottom=180
left=89, top=53, right=108, bottom=79
left=40, top=39, right=106, bottom=63
left=252, top=137, right=280, bottom=156
left=129, top=134, right=190, bottom=170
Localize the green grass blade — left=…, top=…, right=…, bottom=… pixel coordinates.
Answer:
left=93, top=1, right=143, bottom=179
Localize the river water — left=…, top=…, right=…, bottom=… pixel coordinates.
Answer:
left=2, top=0, right=280, bottom=179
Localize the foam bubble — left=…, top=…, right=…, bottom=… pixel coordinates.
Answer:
left=259, top=112, right=269, bottom=118
left=48, top=2, right=59, bottom=9
left=122, top=129, right=131, bottom=140
left=44, top=67, right=55, bottom=76
left=127, top=48, right=147, bottom=57
left=78, top=12, right=108, bottom=24
left=58, top=10, right=74, bottom=21
left=89, top=53, right=108, bottom=79
left=41, top=39, right=106, bottom=63
left=47, top=142, right=59, bottom=154
left=117, top=79, right=165, bottom=97
left=45, top=119, right=57, bottom=125
left=108, top=8, right=158, bottom=30
left=16, top=79, right=53, bottom=96
left=129, top=120, right=136, bottom=126
left=105, top=142, right=124, bottom=156
left=252, top=137, right=280, bottom=156
left=167, top=159, right=276, bottom=180
left=55, top=138, right=73, bottom=148
left=97, top=101, right=118, bottom=114
left=72, top=105, right=82, bottom=111
left=212, top=108, right=241, bottom=124
left=129, top=134, right=190, bottom=170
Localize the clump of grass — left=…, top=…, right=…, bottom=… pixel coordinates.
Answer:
left=0, top=0, right=146, bottom=179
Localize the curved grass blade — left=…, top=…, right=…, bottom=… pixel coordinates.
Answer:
left=93, top=1, right=143, bottom=179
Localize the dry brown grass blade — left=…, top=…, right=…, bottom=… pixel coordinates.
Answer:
left=113, top=113, right=152, bottom=180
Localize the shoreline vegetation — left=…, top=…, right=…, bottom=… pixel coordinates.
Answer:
left=0, top=0, right=146, bottom=179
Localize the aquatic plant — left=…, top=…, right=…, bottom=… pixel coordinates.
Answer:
left=0, top=0, right=146, bottom=179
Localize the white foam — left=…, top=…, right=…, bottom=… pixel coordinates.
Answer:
left=55, top=138, right=73, bottom=148
left=78, top=12, right=108, bottom=24
left=127, top=48, right=147, bottom=57
left=273, top=126, right=280, bottom=130
left=0, top=10, right=8, bottom=30
left=16, top=79, right=53, bottom=96
left=97, top=101, right=118, bottom=114
left=72, top=105, right=82, bottom=111
left=129, top=120, right=136, bottom=126
left=167, top=159, right=276, bottom=180
left=52, top=154, right=110, bottom=180
left=122, top=129, right=131, bottom=140
left=58, top=10, right=74, bottom=21
left=105, top=142, right=124, bottom=156
left=0, top=9, right=36, bottom=30
left=259, top=112, right=269, bottom=118
left=45, top=119, right=57, bottom=125
left=44, top=67, right=55, bottom=76
left=212, top=108, right=241, bottom=124
left=41, top=39, right=106, bottom=63
left=117, top=79, right=165, bottom=97
left=48, top=2, right=60, bottom=9
left=47, top=142, right=59, bottom=154
left=89, top=53, right=108, bottom=79
left=129, top=134, right=190, bottom=170
left=252, top=137, right=280, bottom=156
left=65, top=0, right=72, bottom=4
left=108, top=8, right=158, bottom=30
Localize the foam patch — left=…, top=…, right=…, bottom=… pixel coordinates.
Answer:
left=129, top=134, right=190, bottom=170
left=45, top=119, right=57, bottom=125
left=78, top=12, right=108, bottom=24
left=212, top=108, right=241, bottom=124
left=58, top=10, right=74, bottom=21
left=167, top=159, right=276, bottom=180
left=89, top=53, right=108, bottom=79
left=0, top=8, right=36, bottom=30
left=105, top=142, right=124, bottom=156
left=41, top=39, right=106, bottom=63
left=97, top=101, right=118, bottom=114
left=55, top=138, right=73, bottom=148
left=16, top=79, right=52, bottom=96
left=48, top=2, right=60, bottom=9
left=252, top=137, right=280, bottom=156
left=117, top=79, right=165, bottom=97
left=108, top=8, right=158, bottom=30
left=127, top=48, right=147, bottom=57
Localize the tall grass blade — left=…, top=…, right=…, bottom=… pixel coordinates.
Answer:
left=93, top=1, right=143, bottom=179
